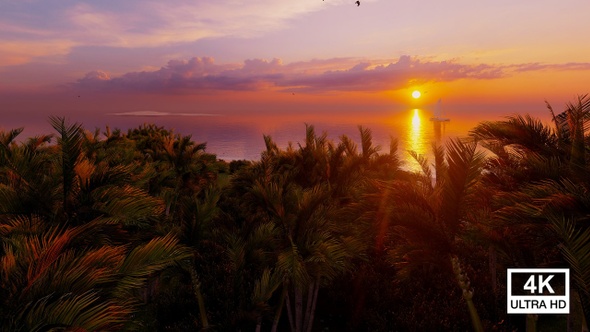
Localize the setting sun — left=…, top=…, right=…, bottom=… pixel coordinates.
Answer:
left=412, top=90, right=421, bottom=99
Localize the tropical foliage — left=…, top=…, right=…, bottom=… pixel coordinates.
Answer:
left=0, top=95, right=589, bottom=331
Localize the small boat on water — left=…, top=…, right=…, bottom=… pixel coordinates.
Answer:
left=430, top=98, right=450, bottom=122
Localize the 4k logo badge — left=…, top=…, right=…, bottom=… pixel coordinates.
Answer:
left=507, top=268, right=570, bottom=314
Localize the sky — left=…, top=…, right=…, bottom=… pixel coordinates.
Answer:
left=2, top=0, right=590, bottom=136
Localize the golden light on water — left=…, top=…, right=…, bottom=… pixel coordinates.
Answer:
left=411, top=108, right=421, bottom=127
left=408, top=108, right=427, bottom=156
left=382, top=107, right=452, bottom=172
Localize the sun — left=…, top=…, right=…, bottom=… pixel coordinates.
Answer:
left=411, top=90, right=421, bottom=99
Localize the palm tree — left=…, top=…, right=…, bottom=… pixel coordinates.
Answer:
left=501, top=178, right=590, bottom=327
left=0, top=128, right=56, bottom=218
left=49, top=116, right=85, bottom=221
left=0, top=216, right=192, bottom=331
left=248, top=172, right=365, bottom=332
left=220, top=126, right=377, bottom=331
left=548, top=94, right=590, bottom=169
left=0, top=117, right=227, bottom=329
left=252, top=269, right=283, bottom=332
left=551, top=215, right=590, bottom=328
left=470, top=95, right=590, bottom=330
left=174, top=188, right=227, bottom=330
left=471, top=95, right=590, bottom=185
left=379, top=138, right=487, bottom=332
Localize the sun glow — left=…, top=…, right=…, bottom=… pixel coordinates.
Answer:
left=412, top=90, right=421, bottom=99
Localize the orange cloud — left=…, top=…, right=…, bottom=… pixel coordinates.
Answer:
left=70, top=55, right=590, bottom=102
left=71, top=55, right=521, bottom=94
left=0, top=40, right=75, bottom=66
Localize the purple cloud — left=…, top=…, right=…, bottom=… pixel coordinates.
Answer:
left=71, top=55, right=590, bottom=94
left=510, top=62, right=590, bottom=72
left=73, top=57, right=284, bottom=92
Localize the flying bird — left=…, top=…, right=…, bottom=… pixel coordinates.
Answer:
left=355, top=1, right=360, bottom=6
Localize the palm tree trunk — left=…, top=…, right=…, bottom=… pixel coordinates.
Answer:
left=465, top=295, right=484, bottom=332
left=255, top=316, right=262, bottom=332
left=488, top=246, right=497, bottom=294
left=303, top=282, right=314, bottom=330
left=305, top=278, right=321, bottom=332
left=285, top=291, right=295, bottom=332
left=488, top=246, right=498, bottom=321
left=451, top=255, right=483, bottom=332
left=271, top=287, right=287, bottom=332
left=577, top=290, right=590, bottom=332
left=190, top=266, right=209, bottom=329
left=525, top=314, right=537, bottom=332
left=295, top=286, right=303, bottom=332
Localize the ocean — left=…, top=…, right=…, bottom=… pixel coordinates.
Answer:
left=5, top=102, right=553, bottom=169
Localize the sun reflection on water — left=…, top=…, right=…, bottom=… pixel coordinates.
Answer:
left=408, top=108, right=427, bottom=156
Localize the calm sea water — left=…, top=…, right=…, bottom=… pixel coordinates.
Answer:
left=104, top=107, right=509, bottom=168
left=195, top=109, right=460, bottom=161
left=8, top=104, right=551, bottom=170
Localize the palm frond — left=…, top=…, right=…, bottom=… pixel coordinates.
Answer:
left=225, top=232, right=247, bottom=271
left=440, top=138, right=486, bottom=234
left=251, top=268, right=283, bottom=307
left=339, top=135, right=358, bottom=157
left=407, top=150, right=433, bottom=181
left=49, top=116, right=85, bottom=216
left=432, top=142, right=447, bottom=184
left=93, top=185, right=164, bottom=227
left=276, top=242, right=311, bottom=289
left=0, top=127, right=24, bottom=148
left=115, top=234, right=192, bottom=294
left=549, top=216, right=590, bottom=299
left=358, top=126, right=380, bottom=159
left=470, top=114, right=560, bottom=158
left=20, top=291, right=127, bottom=332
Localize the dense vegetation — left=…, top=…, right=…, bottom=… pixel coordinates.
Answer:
left=1, top=95, right=589, bottom=331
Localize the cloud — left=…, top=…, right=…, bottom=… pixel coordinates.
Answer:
left=510, top=62, right=590, bottom=72
left=80, top=70, right=111, bottom=81
left=70, top=54, right=590, bottom=95
left=69, top=57, right=268, bottom=92
left=72, top=55, right=516, bottom=94
left=282, top=56, right=507, bottom=92
left=0, top=39, right=75, bottom=66
left=0, top=0, right=339, bottom=65
left=73, top=56, right=282, bottom=92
